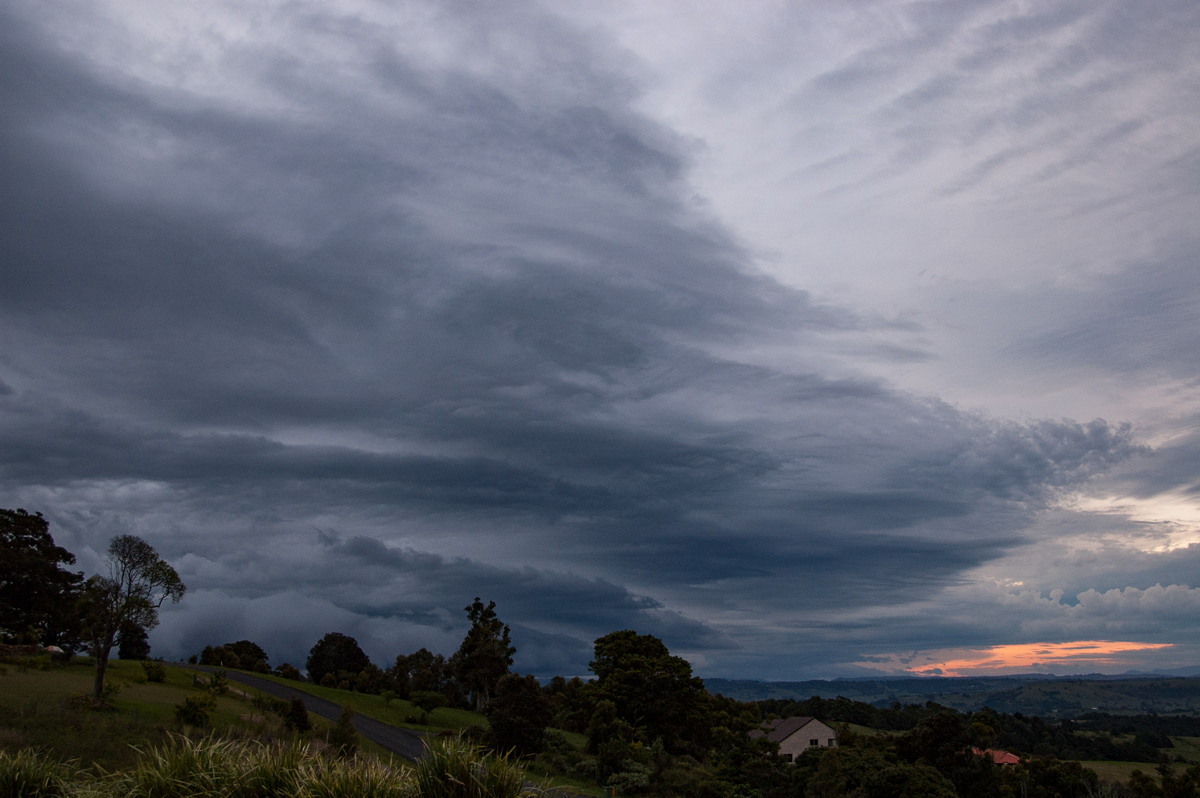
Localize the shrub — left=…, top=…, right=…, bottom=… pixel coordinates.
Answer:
left=328, top=706, right=358, bottom=758
left=274, top=662, right=303, bottom=681
left=141, top=660, right=166, bottom=683
left=410, top=690, right=447, bottom=724
left=174, top=693, right=217, bottom=728
left=208, top=670, right=229, bottom=695
left=284, top=696, right=312, bottom=734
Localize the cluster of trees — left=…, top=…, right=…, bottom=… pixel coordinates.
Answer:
left=1, top=508, right=186, bottom=698
left=198, top=639, right=271, bottom=673
left=760, top=696, right=1188, bottom=764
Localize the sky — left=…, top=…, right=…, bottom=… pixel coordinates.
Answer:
left=2, top=0, right=1199, bottom=681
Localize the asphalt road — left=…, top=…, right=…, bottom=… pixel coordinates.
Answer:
left=182, top=664, right=428, bottom=761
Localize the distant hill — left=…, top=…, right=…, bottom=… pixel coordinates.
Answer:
left=704, top=675, right=1200, bottom=717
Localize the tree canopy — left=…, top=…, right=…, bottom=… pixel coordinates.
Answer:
left=450, top=597, right=515, bottom=712
left=589, top=630, right=709, bottom=754
left=306, top=632, right=372, bottom=686
left=0, top=508, right=84, bottom=647
left=486, top=673, right=552, bottom=758
left=201, top=639, right=270, bottom=672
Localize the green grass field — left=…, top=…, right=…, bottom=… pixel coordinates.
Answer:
left=245, top=670, right=486, bottom=732
left=0, top=653, right=595, bottom=795
left=0, top=655, right=424, bottom=769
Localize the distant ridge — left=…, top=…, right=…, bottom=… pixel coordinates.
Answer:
left=703, top=673, right=1200, bottom=716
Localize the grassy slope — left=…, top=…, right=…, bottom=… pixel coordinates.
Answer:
left=0, top=656, right=414, bottom=769
left=1078, top=735, right=1200, bottom=785
left=1, top=655, right=598, bottom=794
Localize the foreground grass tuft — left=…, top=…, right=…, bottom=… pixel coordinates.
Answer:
left=414, top=736, right=536, bottom=798
left=1, top=735, right=547, bottom=798
left=0, top=747, right=77, bottom=798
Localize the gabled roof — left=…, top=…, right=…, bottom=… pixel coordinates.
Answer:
left=749, top=716, right=826, bottom=743
left=973, top=748, right=1021, bottom=765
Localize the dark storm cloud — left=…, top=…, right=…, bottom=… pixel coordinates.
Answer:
left=0, top=0, right=1170, bottom=677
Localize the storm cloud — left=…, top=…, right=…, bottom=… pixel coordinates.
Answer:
left=3, top=0, right=1198, bottom=679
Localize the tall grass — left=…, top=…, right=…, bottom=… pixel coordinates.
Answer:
left=1, top=735, right=542, bottom=798
left=0, top=747, right=76, bottom=798
left=414, top=736, right=539, bottom=798
left=108, top=735, right=416, bottom=798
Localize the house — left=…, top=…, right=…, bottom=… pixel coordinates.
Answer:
left=750, top=716, right=838, bottom=761
left=973, top=748, right=1021, bottom=765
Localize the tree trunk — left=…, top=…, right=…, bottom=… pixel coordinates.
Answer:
left=92, top=645, right=112, bottom=697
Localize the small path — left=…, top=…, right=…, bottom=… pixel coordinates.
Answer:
left=180, top=664, right=428, bottom=761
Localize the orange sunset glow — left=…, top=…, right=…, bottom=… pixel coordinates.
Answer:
left=854, top=638, right=1180, bottom=676
left=867, top=641, right=1175, bottom=677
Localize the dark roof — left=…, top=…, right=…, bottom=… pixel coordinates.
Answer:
left=749, top=716, right=826, bottom=743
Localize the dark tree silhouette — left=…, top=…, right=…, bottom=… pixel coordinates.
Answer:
left=305, top=632, right=371, bottom=686
left=589, top=630, right=708, bottom=754
left=0, top=508, right=84, bottom=648
left=449, top=597, right=515, bottom=711
left=486, top=673, right=552, bottom=757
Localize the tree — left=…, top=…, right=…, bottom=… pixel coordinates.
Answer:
left=486, top=673, right=552, bottom=757
left=117, top=619, right=151, bottom=660
left=201, top=639, right=270, bottom=672
left=0, top=508, right=84, bottom=647
left=390, top=647, right=451, bottom=699
left=80, top=535, right=186, bottom=698
left=449, top=597, right=515, bottom=711
left=305, top=632, right=371, bottom=686
left=589, top=630, right=708, bottom=753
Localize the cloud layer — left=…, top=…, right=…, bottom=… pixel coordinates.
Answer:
left=2, top=0, right=1198, bottom=679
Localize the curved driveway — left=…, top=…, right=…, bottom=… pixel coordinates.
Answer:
left=182, top=664, right=428, bottom=761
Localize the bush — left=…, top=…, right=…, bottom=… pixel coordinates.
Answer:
left=174, top=693, right=217, bottom=727
left=328, top=706, right=358, bottom=758
left=411, top=690, right=447, bottom=723
left=274, top=662, right=303, bottom=681
left=284, top=696, right=312, bottom=734
left=208, top=670, right=229, bottom=695
left=141, top=660, right=166, bottom=683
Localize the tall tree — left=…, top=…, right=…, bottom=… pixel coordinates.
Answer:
left=449, top=597, right=515, bottom=711
left=81, top=535, right=186, bottom=697
left=0, top=508, right=84, bottom=647
left=389, top=647, right=451, bottom=699
left=589, top=630, right=708, bottom=754
left=305, top=632, right=371, bottom=686
left=486, top=673, right=552, bottom=757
